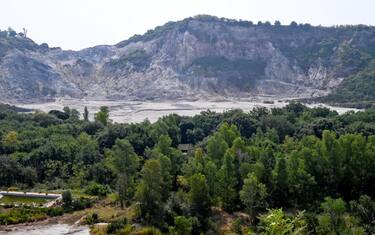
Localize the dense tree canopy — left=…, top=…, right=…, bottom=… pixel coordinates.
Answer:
left=1, top=102, right=375, bottom=234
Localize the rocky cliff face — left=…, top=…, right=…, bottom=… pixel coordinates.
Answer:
left=0, top=15, right=374, bottom=103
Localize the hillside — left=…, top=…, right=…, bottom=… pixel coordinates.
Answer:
left=0, top=15, right=374, bottom=103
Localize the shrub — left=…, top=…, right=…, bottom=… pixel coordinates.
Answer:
left=169, top=216, right=193, bottom=235
left=85, top=182, right=111, bottom=197
left=85, top=213, right=99, bottom=225
left=106, top=217, right=128, bottom=234
left=46, top=207, right=64, bottom=217
left=62, top=190, right=72, bottom=208
left=72, top=197, right=93, bottom=211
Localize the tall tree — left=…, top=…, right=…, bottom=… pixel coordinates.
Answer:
left=135, top=159, right=164, bottom=225
left=272, top=157, right=289, bottom=207
left=218, top=122, right=240, bottom=147
left=218, top=150, right=238, bottom=211
left=95, top=106, right=110, bottom=126
left=317, top=197, right=347, bottom=235
left=240, top=173, right=268, bottom=221
left=83, top=106, right=89, bottom=121
left=108, top=139, right=139, bottom=208
left=189, top=173, right=211, bottom=223
left=206, top=133, right=228, bottom=164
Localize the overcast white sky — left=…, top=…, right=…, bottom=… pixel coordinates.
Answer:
left=1, top=0, right=374, bottom=50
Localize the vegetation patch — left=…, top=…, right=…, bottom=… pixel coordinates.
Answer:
left=1, top=102, right=375, bottom=234
left=0, top=195, right=50, bottom=206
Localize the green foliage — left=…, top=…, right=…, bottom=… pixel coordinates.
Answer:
left=169, top=216, right=193, bottom=235
left=62, top=190, right=72, bottom=208
left=106, top=217, right=128, bottom=234
left=85, top=213, right=99, bottom=225
left=258, top=209, right=306, bottom=235
left=206, top=132, right=228, bottom=164
left=83, top=106, right=89, bottom=121
left=1, top=102, right=375, bottom=233
left=189, top=173, right=211, bottom=223
left=350, top=195, right=375, bottom=233
left=217, top=150, right=238, bottom=211
left=107, top=138, right=140, bottom=207
left=84, top=182, right=111, bottom=197
left=135, top=159, right=165, bottom=225
left=325, top=62, right=375, bottom=104
left=317, top=197, right=365, bottom=235
left=95, top=106, right=110, bottom=126
left=240, top=173, right=268, bottom=220
left=0, top=207, right=63, bottom=225
left=272, top=157, right=288, bottom=207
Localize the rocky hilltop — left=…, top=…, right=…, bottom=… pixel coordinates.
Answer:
left=0, top=15, right=374, bottom=103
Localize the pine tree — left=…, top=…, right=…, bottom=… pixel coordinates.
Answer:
left=218, top=150, right=238, bottom=211
left=240, top=173, right=268, bottom=221
left=135, top=159, right=164, bottom=225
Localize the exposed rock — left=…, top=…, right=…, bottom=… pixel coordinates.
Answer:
left=0, top=15, right=374, bottom=103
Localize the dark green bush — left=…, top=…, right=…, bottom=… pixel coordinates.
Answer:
left=106, top=217, right=128, bottom=234
left=84, top=182, right=111, bottom=197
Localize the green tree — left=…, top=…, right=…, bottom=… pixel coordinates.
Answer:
left=69, top=109, right=80, bottom=121
left=95, top=106, right=110, bottom=126
left=206, top=133, right=228, bottom=164
left=317, top=197, right=347, bottom=235
left=76, top=133, right=100, bottom=165
left=240, top=173, right=267, bottom=221
left=321, top=131, right=342, bottom=194
left=156, top=135, right=172, bottom=156
left=317, top=197, right=365, bottom=235
left=1, top=131, right=19, bottom=153
left=108, top=139, right=139, bottom=208
left=218, top=150, right=238, bottom=211
left=218, top=122, right=240, bottom=147
left=135, top=159, right=164, bottom=225
left=204, top=160, right=219, bottom=203
left=258, top=209, right=306, bottom=235
left=158, top=154, right=173, bottom=200
left=287, top=151, right=317, bottom=206
left=189, top=173, right=211, bottom=223
left=62, top=190, right=73, bottom=209
left=272, top=157, right=289, bottom=207
left=169, top=216, right=193, bottom=235
left=83, top=106, right=89, bottom=121
left=350, top=195, right=375, bottom=233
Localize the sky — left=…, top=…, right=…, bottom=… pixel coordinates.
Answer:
left=1, top=0, right=374, bottom=50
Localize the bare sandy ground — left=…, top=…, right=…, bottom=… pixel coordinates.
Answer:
left=0, top=224, right=89, bottom=235
left=13, top=98, right=360, bottom=124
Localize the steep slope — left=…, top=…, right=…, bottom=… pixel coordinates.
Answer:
left=0, top=15, right=374, bottom=103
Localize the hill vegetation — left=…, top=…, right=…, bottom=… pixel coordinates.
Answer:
left=1, top=103, right=375, bottom=234
left=321, top=61, right=375, bottom=107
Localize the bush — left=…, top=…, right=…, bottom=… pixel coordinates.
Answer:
left=106, top=217, right=128, bottom=234
left=0, top=207, right=51, bottom=225
left=46, top=207, right=64, bottom=217
left=85, top=182, right=111, bottom=197
left=62, top=190, right=72, bottom=208
left=85, top=213, right=99, bottom=225
left=232, top=218, right=243, bottom=234
left=169, top=216, right=193, bottom=235
left=72, top=197, right=93, bottom=211
left=258, top=209, right=306, bottom=234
